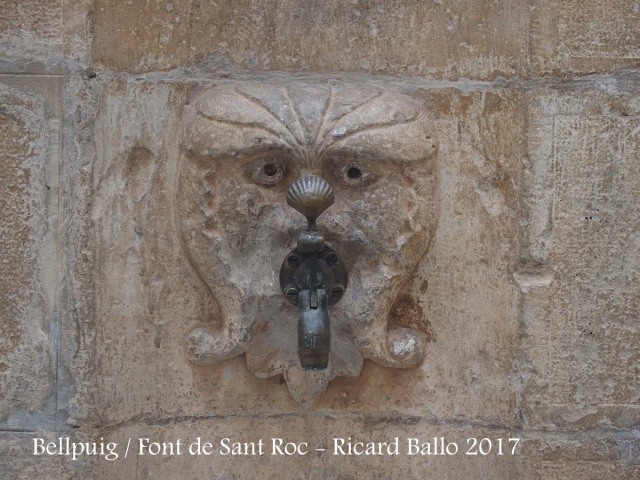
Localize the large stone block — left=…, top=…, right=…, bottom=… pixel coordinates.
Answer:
left=519, top=73, right=640, bottom=429
left=0, top=77, right=61, bottom=431
left=531, top=0, right=640, bottom=75
left=0, top=1, right=63, bottom=72
left=91, top=0, right=530, bottom=79
left=0, top=431, right=92, bottom=480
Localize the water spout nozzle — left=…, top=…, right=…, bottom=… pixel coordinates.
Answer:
left=297, top=289, right=330, bottom=370
left=279, top=176, right=348, bottom=371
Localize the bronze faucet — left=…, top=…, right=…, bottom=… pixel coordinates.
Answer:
left=279, top=176, right=348, bottom=370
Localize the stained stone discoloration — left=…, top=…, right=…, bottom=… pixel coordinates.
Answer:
left=388, top=293, right=435, bottom=343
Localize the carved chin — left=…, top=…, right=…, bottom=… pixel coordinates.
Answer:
left=186, top=249, right=426, bottom=404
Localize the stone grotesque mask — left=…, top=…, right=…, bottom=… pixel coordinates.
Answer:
left=177, top=80, right=439, bottom=403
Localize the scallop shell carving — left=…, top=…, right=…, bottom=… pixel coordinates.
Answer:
left=286, top=176, right=335, bottom=221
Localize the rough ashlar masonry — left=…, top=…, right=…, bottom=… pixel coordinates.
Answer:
left=0, top=1, right=639, bottom=479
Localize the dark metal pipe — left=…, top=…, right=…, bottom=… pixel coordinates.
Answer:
left=297, top=288, right=330, bottom=370
left=280, top=176, right=347, bottom=371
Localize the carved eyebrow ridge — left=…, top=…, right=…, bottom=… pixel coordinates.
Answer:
left=191, top=112, right=297, bottom=161
left=318, top=113, right=421, bottom=161
left=315, top=90, right=384, bottom=156
left=192, top=85, right=423, bottom=167
left=313, top=88, right=334, bottom=158
left=314, top=90, right=421, bottom=158
left=283, top=86, right=310, bottom=163
left=234, top=86, right=308, bottom=161
left=195, top=111, right=283, bottom=143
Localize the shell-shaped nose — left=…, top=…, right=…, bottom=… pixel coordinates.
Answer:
left=286, top=176, right=334, bottom=227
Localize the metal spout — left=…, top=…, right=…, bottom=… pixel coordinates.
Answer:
left=279, top=176, right=348, bottom=371
left=297, top=288, right=330, bottom=370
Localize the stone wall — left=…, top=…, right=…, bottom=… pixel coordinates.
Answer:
left=1, top=1, right=639, bottom=479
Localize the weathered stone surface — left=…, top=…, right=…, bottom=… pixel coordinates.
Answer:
left=2, top=1, right=640, bottom=479
left=531, top=0, right=640, bottom=75
left=91, top=0, right=640, bottom=78
left=320, top=88, right=525, bottom=423
left=84, top=79, right=523, bottom=427
left=0, top=0, right=63, bottom=72
left=3, top=0, right=632, bottom=77
left=0, top=431, right=93, bottom=479
left=89, top=417, right=640, bottom=479
left=0, top=79, right=59, bottom=430
left=92, top=0, right=531, bottom=79
left=519, top=74, right=640, bottom=429
left=521, top=428, right=640, bottom=477
left=95, top=417, right=523, bottom=480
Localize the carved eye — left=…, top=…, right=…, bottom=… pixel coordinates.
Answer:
left=341, top=163, right=372, bottom=186
left=346, top=165, right=363, bottom=180
left=245, top=157, right=288, bottom=186
left=324, top=158, right=382, bottom=187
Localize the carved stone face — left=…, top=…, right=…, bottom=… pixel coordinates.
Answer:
left=177, top=80, right=439, bottom=403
